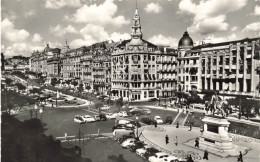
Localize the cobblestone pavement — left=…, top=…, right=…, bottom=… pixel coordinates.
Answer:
left=138, top=125, right=260, bottom=162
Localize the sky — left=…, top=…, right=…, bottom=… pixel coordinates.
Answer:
left=1, top=0, right=260, bottom=58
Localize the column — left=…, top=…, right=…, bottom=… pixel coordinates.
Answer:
left=229, top=45, right=233, bottom=91
left=216, top=53, right=220, bottom=90
left=243, top=42, right=248, bottom=92
left=236, top=43, right=240, bottom=91
left=210, top=55, right=213, bottom=90
left=198, top=57, right=202, bottom=91
left=251, top=42, right=256, bottom=93
left=205, top=56, right=208, bottom=89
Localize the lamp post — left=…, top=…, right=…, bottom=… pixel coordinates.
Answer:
left=128, top=82, right=130, bottom=107
left=34, top=103, right=38, bottom=118
left=136, top=116, right=139, bottom=140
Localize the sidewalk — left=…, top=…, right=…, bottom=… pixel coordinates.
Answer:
left=139, top=125, right=260, bottom=162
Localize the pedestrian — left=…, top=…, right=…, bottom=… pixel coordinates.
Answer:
left=165, top=135, right=169, bottom=145
left=154, top=121, right=157, bottom=128
left=176, top=121, right=179, bottom=128
left=203, top=149, right=208, bottom=160
left=195, top=138, right=199, bottom=148
left=29, top=109, right=33, bottom=118
left=238, top=151, right=243, bottom=162
left=189, top=122, right=192, bottom=131
left=174, top=136, right=178, bottom=146
left=187, top=155, right=194, bottom=162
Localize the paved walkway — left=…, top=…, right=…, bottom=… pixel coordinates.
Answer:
left=138, top=125, right=260, bottom=162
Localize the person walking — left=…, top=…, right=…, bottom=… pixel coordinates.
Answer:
left=238, top=151, right=243, bottom=162
left=176, top=121, right=179, bottom=128
left=165, top=135, right=169, bottom=145
left=195, top=138, right=199, bottom=148
left=154, top=121, right=157, bottom=128
left=203, top=149, right=208, bottom=160
left=174, top=136, right=178, bottom=146
left=189, top=122, right=192, bottom=131
left=187, top=155, right=194, bottom=162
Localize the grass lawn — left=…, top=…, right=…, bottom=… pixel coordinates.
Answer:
left=62, top=138, right=146, bottom=162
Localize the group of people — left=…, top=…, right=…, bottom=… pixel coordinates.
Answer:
left=165, top=135, right=178, bottom=146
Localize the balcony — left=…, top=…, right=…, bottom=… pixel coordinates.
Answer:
left=231, top=65, right=236, bottom=69
left=143, top=60, right=148, bottom=63
left=224, top=65, right=229, bottom=69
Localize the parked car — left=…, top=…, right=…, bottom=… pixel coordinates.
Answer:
left=100, top=105, right=110, bottom=111
left=154, top=116, right=163, bottom=124
left=74, top=116, right=85, bottom=124
left=106, top=113, right=115, bottom=119
left=142, top=147, right=160, bottom=160
left=163, top=155, right=179, bottom=162
left=129, top=141, right=146, bottom=152
left=142, top=109, right=152, bottom=115
left=130, top=110, right=143, bottom=116
left=115, top=119, right=130, bottom=126
left=127, top=121, right=141, bottom=128
left=121, top=138, right=137, bottom=148
left=148, top=152, right=169, bottom=162
left=141, top=117, right=155, bottom=125
left=165, top=116, right=173, bottom=124
left=129, top=107, right=141, bottom=112
left=136, top=145, right=153, bottom=155
left=117, top=135, right=135, bottom=144
left=112, top=124, right=128, bottom=131
left=94, top=115, right=101, bottom=121
left=118, top=111, right=128, bottom=117
left=82, top=115, right=95, bottom=122
left=113, top=129, right=134, bottom=141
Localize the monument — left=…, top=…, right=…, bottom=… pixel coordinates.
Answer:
left=199, top=116, right=248, bottom=157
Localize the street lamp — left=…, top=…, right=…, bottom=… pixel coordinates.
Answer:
left=136, top=116, right=139, bottom=140
left=34, top=103, right=38, bottom=118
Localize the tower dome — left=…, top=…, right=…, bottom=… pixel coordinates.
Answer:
left=178, top=31, right=193, bottom=50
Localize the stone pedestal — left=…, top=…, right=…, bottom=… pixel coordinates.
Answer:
left=199, top=117, right=234, bottom=157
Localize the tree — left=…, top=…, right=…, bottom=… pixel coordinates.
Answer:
left=71, top=81, right=78, bottom=87
left=95, top=102, right=104, bottom=114
left=5, top=78, right=13, bottom=85
left=50, top=78, right=58, bottom=86
left=86, top=85, right=91, bottom=92
left=29, top=88, right=41, bottom=96
left=15, top=83, right=26, bottom=91
left=115, top=98, right=123, bottom=112
left=78, top=84, right=84, bottom=92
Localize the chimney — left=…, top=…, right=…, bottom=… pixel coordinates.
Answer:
left=164, top=47, right=167, bottom=53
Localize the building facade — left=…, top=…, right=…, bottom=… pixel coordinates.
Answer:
left=111, top=8, right=177, bottom=101
left=177, top=35, right=260, bottom=97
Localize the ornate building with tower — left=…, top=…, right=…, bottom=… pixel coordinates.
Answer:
left=111, top=8, right=177, bottom=101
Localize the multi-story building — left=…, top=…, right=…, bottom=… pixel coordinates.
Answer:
left=4, top=55, right=30, bottom=72
left=61, top=46, right=86, bottom=82
left=198, top=38, right=260, bottom=97
left=178, top=34, right=260, bottom=97
left=30, top=44, right=61, bottom=79
left=111, top=8, right=177, bottom=101
left=177, top=31, right=200, bottom=93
